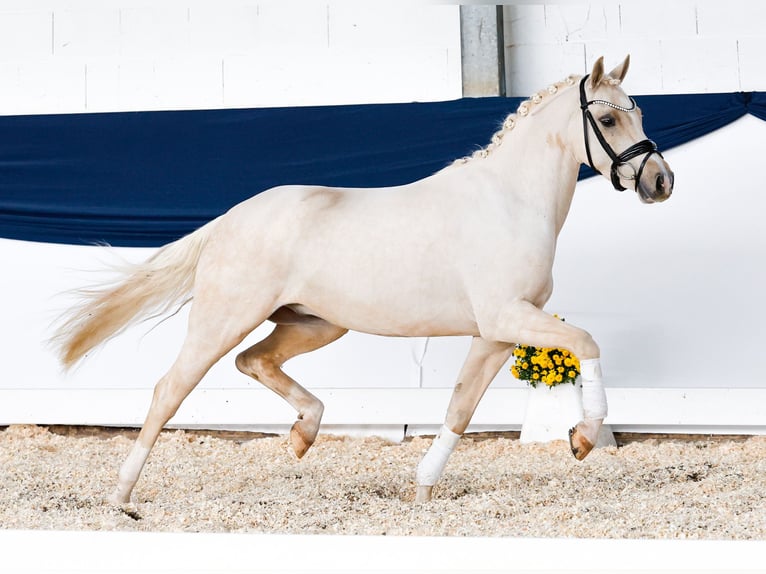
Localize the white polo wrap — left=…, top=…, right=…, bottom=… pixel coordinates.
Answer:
left=580, top=358, right=608, bottom=420
left=415, top=425, right=461, bottom=486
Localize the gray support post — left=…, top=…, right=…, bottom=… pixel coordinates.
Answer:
left=459, top=5, right=506, bottom=97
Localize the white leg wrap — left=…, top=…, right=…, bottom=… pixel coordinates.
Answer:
left=415, top=425, right=461, bottom=486
left=580, top=358, right=608, bottom=420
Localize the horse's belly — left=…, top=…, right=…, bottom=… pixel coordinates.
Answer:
left=287, top=280, right=479, bottom=337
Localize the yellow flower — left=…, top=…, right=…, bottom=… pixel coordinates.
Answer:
left=509, top=316, right=581, bottom=387
left=545, top=373, right=555, bottom=384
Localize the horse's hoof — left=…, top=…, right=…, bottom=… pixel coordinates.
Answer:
left=289, top=420, right=316, bottom=459
left=108, top=489, right=130, bottom=506
left=568, top=425, right=594, bottom=461
left=415, top=485, right=433, bottom=504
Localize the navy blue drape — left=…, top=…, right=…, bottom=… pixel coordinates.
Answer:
left=0, top=92, right=759, bottom=247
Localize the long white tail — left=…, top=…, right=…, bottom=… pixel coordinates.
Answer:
left=51, top=220, right=217, bottom=369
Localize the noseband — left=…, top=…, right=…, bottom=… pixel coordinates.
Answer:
left=579, top=75, right=662, bottom=192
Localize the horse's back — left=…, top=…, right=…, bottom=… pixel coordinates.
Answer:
left=223, top=179, right=461, bottom=252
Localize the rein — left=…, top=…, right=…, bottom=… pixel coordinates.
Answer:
left=579, top=75, right=661, bottom=192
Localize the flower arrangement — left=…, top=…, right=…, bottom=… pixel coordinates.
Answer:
left=510, top=316, right=580, bottom=389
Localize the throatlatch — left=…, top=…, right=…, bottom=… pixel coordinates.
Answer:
left=579, top=75, right=662, bottom=192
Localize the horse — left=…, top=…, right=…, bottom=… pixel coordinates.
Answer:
left=52, top=56, right=674, bottom=505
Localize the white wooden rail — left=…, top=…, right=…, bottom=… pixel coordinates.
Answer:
left=3, top=388, right=764, bottom=439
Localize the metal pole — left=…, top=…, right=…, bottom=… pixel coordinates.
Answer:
left=459, top=5, right=506, bottom=97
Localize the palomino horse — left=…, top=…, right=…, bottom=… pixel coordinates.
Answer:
left=53, top=56, right=673, bottom=505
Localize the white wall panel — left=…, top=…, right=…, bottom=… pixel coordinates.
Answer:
left=118, top=6, right=190, bottom=57
left=0, top=59, right=85, bottom=114
left=617, top=4, right=698, bottom=39
left=187, top=4, right=259, bottom=55
left=254, top=4, right=329, bottom=48
left=54, top=9, right=121, bottom=59
left=696, top=3, right=766, bottom=38
left=659, top=37, right=740, bottom=93
left=505, top=42, right=585, bottom=97
left=537, top=5, right=621, bottom=44
left=504, top=1, right=766, bottom=96
left=154, top=57, right=223, bottom=109
left=328, top=4, right=457, bottom=50
left=583, top=39, right=664, bottom=94
left=0, top=10, right=51, bottom=62
left=735, top=36, right=766, bottom=92
left=0, top=2, right=461, bottom=115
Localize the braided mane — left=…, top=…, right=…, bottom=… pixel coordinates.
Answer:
left=453, top=74, right=583, bottom=165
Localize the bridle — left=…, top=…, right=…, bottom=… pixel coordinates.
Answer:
left=579, top=75, right=662, bottom=192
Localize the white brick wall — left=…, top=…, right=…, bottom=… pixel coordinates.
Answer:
left=2, top=2, right=762, bottom=114
left=0, top=2, right=462, bottom=114
left=504, top=2, right=766, bottom=96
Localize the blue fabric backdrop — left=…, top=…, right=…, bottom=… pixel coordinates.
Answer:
left=0, top=92, right=762, bottom=247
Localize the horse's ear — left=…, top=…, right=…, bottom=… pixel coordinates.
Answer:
left=607, top=55, right=630, bottom=84
left=589, top=56, right=605, bottom=88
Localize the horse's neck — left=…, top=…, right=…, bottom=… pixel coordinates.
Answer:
left=481, top=117, right=581, bottom=236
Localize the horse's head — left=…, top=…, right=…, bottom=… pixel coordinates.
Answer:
left=574, top=56, right=674, bottom=203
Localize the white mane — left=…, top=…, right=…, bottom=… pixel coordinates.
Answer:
left=453, top=74, right=582, bottom=165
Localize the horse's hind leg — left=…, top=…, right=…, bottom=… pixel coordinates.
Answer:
left=415, top=337, right=513, bottom=503
left=111, top=297, right=269, bottom=505
left=112, top=345, right=241, bottom=505
left=235, top=318, right=347, bottom=459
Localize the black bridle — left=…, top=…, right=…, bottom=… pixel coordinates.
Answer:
left=579, top=75, right=662, bottom=192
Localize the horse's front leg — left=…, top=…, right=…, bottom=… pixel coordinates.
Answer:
left=486, top=299, right=607, bottom=461
left=415, top=337, right=512, bottom=503
left=569, top=357, right=607, bottom=460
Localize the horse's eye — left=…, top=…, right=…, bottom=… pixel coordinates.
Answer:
left=599, top=115, right=616, bottom=128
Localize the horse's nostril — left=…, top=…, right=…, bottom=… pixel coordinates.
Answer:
left=656, top=173, right=665, bottom=193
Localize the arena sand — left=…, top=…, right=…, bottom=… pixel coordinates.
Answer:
left=1, top=424, right=765, bottom=539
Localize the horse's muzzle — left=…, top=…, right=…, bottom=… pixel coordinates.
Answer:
left=637, top=159, right=674, bottom=203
